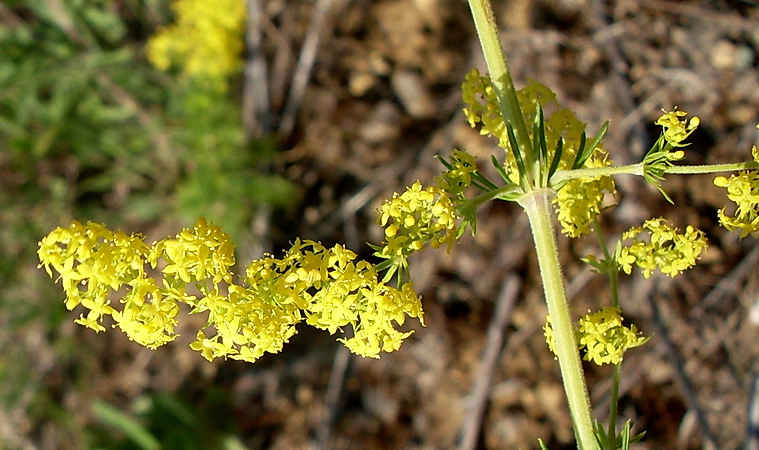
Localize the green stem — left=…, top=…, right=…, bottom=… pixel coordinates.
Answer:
left=592, top=220, right=619, bottom=309
left=519, top=189, right=596, bottom=449
left=607, top=363, right=622, bottom=447
left=467, top=0, right=534, bottom=185
left=592, top=219, right=621, bottom=446
left=664, top=161, right=759, bottom=174
left=554, top=160, right=759, bottom=184
left=553, top=164, right=642, bottom=183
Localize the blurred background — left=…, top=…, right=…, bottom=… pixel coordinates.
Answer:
left=1, top=0, right=759, bottom=448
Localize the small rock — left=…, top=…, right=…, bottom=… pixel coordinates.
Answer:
left=710, top=39, right=754, bottom=71
left=391, top=69, right=437, bottom=119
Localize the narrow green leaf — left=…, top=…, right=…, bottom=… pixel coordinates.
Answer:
left=436, top=154, right=454, bottom=170
left=548, top=137, right=564, bottom=181
left=506, top=122, right=529, bottom=189
left=91, top=399, right=161, bottom=450
left=490, top=154, right=513, bottom=184
left=572, top=120, right=609, bottom=170
left=471, top=171, right=499, bottom=191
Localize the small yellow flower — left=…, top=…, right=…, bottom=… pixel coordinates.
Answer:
left=544, top=308, right=648, bottom=366
left=38, top=220, right=150, bottom=313
left=152, top=217, right=235, bottom=285
left=190, top=330, right=231, bottom=362
left=435, top=150, right=477, bottom=197
left=554, top=149, right=616, bottom=237
left=543, top=315, right=560, bottom=358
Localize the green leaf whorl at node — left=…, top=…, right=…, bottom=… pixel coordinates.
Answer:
left=461, top=68, right=616, bottom=237
left=642, top=110, right=699, bottom=203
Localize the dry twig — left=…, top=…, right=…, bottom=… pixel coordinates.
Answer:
left=647, top=277, right=719, bottom=449
left=458, top=275, right=521, bottom=450
left=279, top=0, right=339, bottom=137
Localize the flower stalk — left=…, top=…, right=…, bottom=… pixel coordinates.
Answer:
left=554, top=160, right=759, bottom=183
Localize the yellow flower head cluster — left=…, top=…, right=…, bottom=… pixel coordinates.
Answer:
left=713, top=146, right=759, bottom=238
left=462, top=68, right=512, bottom=150
left=544, top=307, right=648, bottom=366
left=461, top=69, right=615, bottom=237
left=146, top=0, right=245, bottom=84
left=617, top=218, right=707, bottom=278
left=462, top=71, right=557, bottom=175
left=39, top=219, right=424, bottom=362
left=434, top=150, right=477, bottom=198
left=577, top=307, right=648, bottom=366
left=378, top=181, right=461, bottom=258
left=655, top=109, right=700, bottom=148
left=554, top=150, right=616, bottom=237
left=238, top=239, right=424, bottom=360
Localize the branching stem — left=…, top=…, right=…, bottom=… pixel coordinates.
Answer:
left=554, top=161, right=759, bottom=183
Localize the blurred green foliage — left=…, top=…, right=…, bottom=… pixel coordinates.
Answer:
left=0, top=0, right=297, bottom=447
left=90, top=390, right=243, bottom=450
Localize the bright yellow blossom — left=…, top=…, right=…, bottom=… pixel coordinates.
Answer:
left=544, top=307, right=648, bottom=366
left=146, top=0, right=245, bottom=85
left=461, top=69, right=615, bottom=237
left=435, top=150, right=477, bottom=198
left=617, top=218, right=707, bottom=278
left=39, top=219, right=424, bottom=362
left=655, top=109, right=700, bottom=147
left=377, top=181, right=460, bottom=257
left=554, top=150, right=616, bottom=237
left=713, top=146, right=759, bottom=238
left=577, top=307, right=648, bottom=366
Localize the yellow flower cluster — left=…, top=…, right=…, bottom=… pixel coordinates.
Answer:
left=434, top=150, right=477, bottom=198
left=462, top=71, right=561, bottom=176
left=378, top=181, right=461, bottom=259
left=577, top=307, right=648, bottom=366
left=38, top=219, right=424, bottom=362
left=462, top=68, right=508, bottom=148
left=655, top=110, right=700, bottom=147
left=617, top=218, right=707, bottom=278
left=554, top=151, right=616, bottom=237
left=461, top=69, right=615, bottom=237
left=146, top=0, right=245, bottom=84
left=713, top=146, right=759, bottom=238
left=544, top=307, right=648, bottom=366
left=642, top=110, right=698, bottom=201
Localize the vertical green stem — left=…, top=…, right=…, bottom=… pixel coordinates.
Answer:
left=519, top=189, right=596, bottom=449
left=592, top=220, right=621, bottom=442
left=593, top=220, right=619, bottom=308
left=466, top=0, right=534, bottom=182
left=608, top=362, right=622, bottom=445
